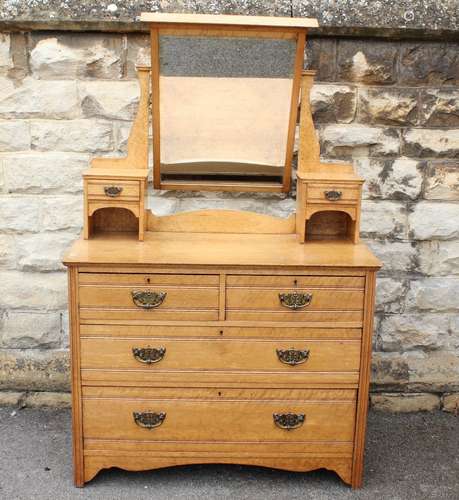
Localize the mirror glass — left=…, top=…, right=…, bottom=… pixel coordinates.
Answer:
left=158, top=35, right=297, bottom=187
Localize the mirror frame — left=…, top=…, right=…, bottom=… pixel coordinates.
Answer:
left=141, top=13, right=316, bottom=193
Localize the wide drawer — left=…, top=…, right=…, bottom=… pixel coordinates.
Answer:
left=82, top=388, right=357, bottom=443
left=80, top=337, right=361, bottom=372
left=87, top=180, right=140, bottom=200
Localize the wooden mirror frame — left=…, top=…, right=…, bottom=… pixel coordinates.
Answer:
left=141, top=13, right=318, bottom=193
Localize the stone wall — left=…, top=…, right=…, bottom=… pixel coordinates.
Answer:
left=0, top=2, right=458, bottom=412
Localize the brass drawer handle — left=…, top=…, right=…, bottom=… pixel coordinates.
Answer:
left=131, top=290, right=167, bottom=309
left=133, top=411, right=166, bottom=429
left=276, top=348, right=310, bottom=366
left=104, top=185, right=123, bottom=197
left=273, top=413, right=305, bottom=430
left=132, top=347, right=166, bottom=364
left=278, top=292, right=312, bottom=310
left=324, top=190, right=342, bottom=201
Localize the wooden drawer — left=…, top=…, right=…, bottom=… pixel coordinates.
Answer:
left=82, top=388, right=357, bottom=443
left=79, top=274, right=219, bottom=321
left=80, top=337, right=361, bottom=372
left=226, top=275, right=364, bottom=289
left=306, top=183, right=360, bottom=204
left=87, top=180, right=140, bottom=201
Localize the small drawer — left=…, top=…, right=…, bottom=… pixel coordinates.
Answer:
left=87, top=180, right=140, bottom=201
left=307, top=183, right=360, bottom=204
left=79, top=273, right=219, bottom=286
left=226, top=275, right=365, bottom=289
left=80, top=337, right=361, bottom=372
left=83, top=388, right=357, bottom=443
left=79, top=280, right=219, bottom=321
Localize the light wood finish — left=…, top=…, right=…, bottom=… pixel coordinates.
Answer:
left=80, top=337, right=361, bottom=372
left=63, top=12, right=381, bottom=490
left=140, top=13, right=319, bottom=29
left=147, top=210, right=296, bottom=234
left=63, top=232, right=381, bottom=269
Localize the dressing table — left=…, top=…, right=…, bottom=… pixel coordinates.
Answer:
left=63, top=13, right=380, bottom=488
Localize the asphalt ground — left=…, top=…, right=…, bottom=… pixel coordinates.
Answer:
left=0, top=408, right=458, bottom=500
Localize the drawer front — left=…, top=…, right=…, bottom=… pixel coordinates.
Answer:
left=80, top=337, right=361, bottom=372
left=226, top=275, right=364, bottom=289
left=87, top=180, right=140, bottom=200
left=83, top=389, right=356, bottom=443
left=79, top=274, right=220, bottom=321
left=307, top=183, right=360, bottom=204
left=227, top=288, right=364, bottom=311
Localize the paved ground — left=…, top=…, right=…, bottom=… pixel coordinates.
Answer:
left=0, top=408, right=458, bottom=500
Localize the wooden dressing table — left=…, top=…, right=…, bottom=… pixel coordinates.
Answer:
left=63, top=13, right=380, bottom=489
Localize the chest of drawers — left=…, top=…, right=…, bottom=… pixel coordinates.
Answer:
left=64, top=232, right=380, bottom=488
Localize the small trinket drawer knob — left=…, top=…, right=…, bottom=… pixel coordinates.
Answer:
left=278, top=292, right=312, bottom=310
left=276, top=348, right=310, bottom=366
left=131, top=290, right=167, bottom=309
left=324, top=190, right=342, bottom=201
left=104, top=185, right=123, bottom=197
left=273, top=413, right=305, bottom=430
left=132, top=347, right=166, bottom=364
left=133, top=412, right=166, bottom=429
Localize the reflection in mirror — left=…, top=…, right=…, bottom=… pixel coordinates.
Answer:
left=158, top=36, right=297, bottom=187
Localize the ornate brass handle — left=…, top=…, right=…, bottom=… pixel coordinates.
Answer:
left=324, top=190, right=342, bottom=201
left=133, top=411, right=166, bottom=429
left=278, top=292, right=312, bottom=310
left=276, top=348, right=310, bottom=366
left=131, top=290, right=167, bottom=309
left=273, top=413, right=305, bottom=430
left=104, top=185, right=123, bottom=197
left=132, top=347, right=166, bottom=364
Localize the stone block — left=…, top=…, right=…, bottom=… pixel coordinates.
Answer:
left=3, top=152, right=87, bottom=194
left=409, top=202, right=459, bottom=240
left=0, top=271, right=67, bottom=310
left=418, top=241, right=459, bottom=276
left=41, top=196, right=83, bottom=231
left=0, top=234, right=16, bottom=269
left=8, top=32, right=28, bottom=81
left=405, top=278, right=459, bottom=312
left=0, top=310, right=62, bottom=348
left=336, top=39, right=397, bottom=84
left=30, top=119, right=113, bottom=153
left=423, top=162, right=459, bottom=200
left=358, top=88, right=418, bottom=126
left=402, top=129, right=459, bottom=158
left=371, top=392, right=440, bottom=412
left=442, top=393, right=459, bottom=413
left=30, top=33, right=123, bottom=79
left=0, top=391, right=23, bottom=407
left=15, top=232, right=78, bottom=272
left=420, top=89, right=459, bottom=127
left=0, top=349, right=70, bottom=392
left=310, top=84, right=356, bottom=123
left=126, top=33, right=151, bottom=78
left=363, top=239, right=417, bottom=274
left=79, top=80, right=139, bottom=121
left=0, top=33, right=12, bottom=72
left=0, top=196, right=42, bottom=233
left=379, top=313, right=451, bottom=351
left=0, top=77, right=80, bottom=119
left=376, top=278, right=406, bottom=313
left=305, top=38, right=336, bottom=82
left=372, top=351, right=459, bottom=392
left=360, top=200, right=407, bottom=239
left=320, top=124, right=399, bottom=159
left=0, top=120, right=30, bottom=151
left=355, top=158, right=423, bottom=200
left=400, top=42, right=459, bottom=86
left=22, top=391, right=71, bottom=409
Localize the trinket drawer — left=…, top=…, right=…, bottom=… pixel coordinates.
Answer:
left=64, top=231, right=380, bottom=488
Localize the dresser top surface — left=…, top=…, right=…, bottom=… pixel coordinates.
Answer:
left=63, top=231, right=381, bottom=269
